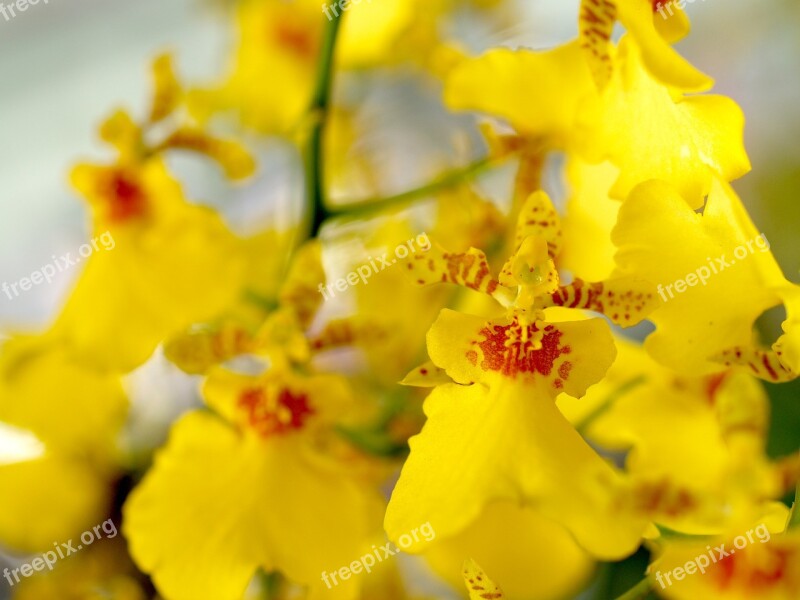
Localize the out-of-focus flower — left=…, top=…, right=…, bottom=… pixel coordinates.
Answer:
left=567, top=338, right=789, bottom=535
left=49, top=55, right=253, bottom=372
left=125, top=243, right=390, bottom=600
left=0, top=337, right=126, bottom=553
left=648, top=507, right=800, bottom=599
left=10, top=538, right=148, bottom=600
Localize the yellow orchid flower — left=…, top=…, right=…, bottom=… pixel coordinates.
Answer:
left=0, top=337, right=126, bottom=554
left=385, top=190, right=659, bottom=560
left=612, top=176, right=799, bottom=381
left=188, top=0, right=467, bottom=136
left=578, top=0, right=711, bottom=91
left=51, top=158, right=247, bottom=372
left=647, top=506, right=800, bottom=599
left=45, top=55, right=254, bottom=372
left=189, top=0, right=320, bottom=135
left=123, top=363, right=384, bottom=600
left=124, top=241, right=396, bottom=600
left=445, top=35, right=748, bottom=211
left=566, top=338, right=787, bottom=536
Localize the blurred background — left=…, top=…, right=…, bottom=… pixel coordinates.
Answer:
left=0, top=0, right=798, bottom=597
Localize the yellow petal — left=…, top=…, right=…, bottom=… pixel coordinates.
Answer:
left=580, top=38, right=749, bottom=208
left=612, top=178, right=786, bottom=374
left=156, top=128, right=256, bottom=181
left=0, top=341, right=125, bottom=552
left=579, top=0, right=706, bottom=90
left=384, top=381, right=645, bottom=559
left=650, top=522, right=800, bottom=599
left=98, top=110, right=141, bottom=161
left=0, top=339, right=126, bottom=454
left=149, top=53, right=181, bottom=123
left=444, top=41, right=595, bottom=148
left=424, top=502, right=594, bottom=600
left=559, top=158, right=622, bottom=281
left=0, top=456, right=109, bottom=554
left=772, top=284, right=800, bottom=375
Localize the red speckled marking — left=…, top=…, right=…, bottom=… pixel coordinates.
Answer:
left=473, top=321, right=572, bottom=380
left=103, top=170, right=147, bottom=222
left=712, top=545, right=792, bottom=592
left=238, top=387, right=314, bottom=437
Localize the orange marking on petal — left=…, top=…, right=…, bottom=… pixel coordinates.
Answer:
left=466, top=350, right=478, bottom=365
left=238, top=387, right=314, bottom=437
left=103, top=169, right=148, bottom=222
left=271, top=21, right=318, bottom=61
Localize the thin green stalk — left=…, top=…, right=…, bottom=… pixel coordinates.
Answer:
left=305, top=9, right=344, bottom=237
left=330, top=156, right=495, bottom=219
left=789, top=480, right=800, bottom=528
left=575, top=376, right=646, bottom=435
left=613, top=576, right=653, bottom=600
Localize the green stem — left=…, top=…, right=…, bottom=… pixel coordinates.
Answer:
left=575, top=375, right=646, bottom=435
left=789, top=480, right=800, bottom=529
left=330, top=156, right=496, bottom=219
left=613, top=577, right=653, bottom=600
left=305, top=9, right=344, bottom=238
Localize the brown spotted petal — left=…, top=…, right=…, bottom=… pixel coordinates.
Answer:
left=405, top=245, right=508, bottom=299
left=463, top=559, right=505, bottom=599
left=308, top=317, right=387, bottom=353
left=542, top=276, right=661, bottom=327
left=513, top=191, right=563, bottom=260
left=712, top=346, right=795, bottom=384
left=579, top=0, right=617, bottom=89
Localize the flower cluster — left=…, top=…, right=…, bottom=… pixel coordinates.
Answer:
left=1, top=1, right=799, bottom=599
